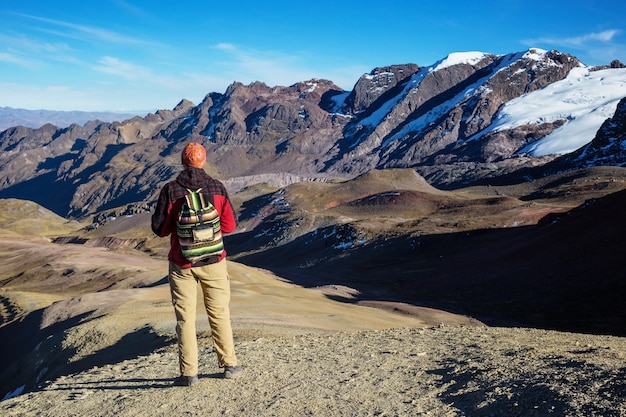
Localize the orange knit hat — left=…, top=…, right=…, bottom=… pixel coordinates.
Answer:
left=181, top=142, right=207, bottom=168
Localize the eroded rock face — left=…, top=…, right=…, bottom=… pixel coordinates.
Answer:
left=199, top=79, right=345, bottom=146
left=343, top=64, right=421, bottom=114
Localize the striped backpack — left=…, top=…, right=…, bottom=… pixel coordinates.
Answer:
left=176, top=188, right=224, bottom=263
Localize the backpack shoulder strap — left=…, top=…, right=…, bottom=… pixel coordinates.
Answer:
left=183, top=188, right=204, bottom=211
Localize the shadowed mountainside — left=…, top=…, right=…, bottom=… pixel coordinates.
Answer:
left=229, top=167, right=626, bottom=336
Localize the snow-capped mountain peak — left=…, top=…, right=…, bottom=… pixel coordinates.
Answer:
left=431, top=51, right=491, bottom=72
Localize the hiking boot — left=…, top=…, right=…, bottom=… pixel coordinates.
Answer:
left=173, top=375, right=199, bottom=386
left=223, top=366, right=243, bottom=379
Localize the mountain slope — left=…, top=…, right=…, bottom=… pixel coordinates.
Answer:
left=0, top=49, right=624, bottom=218
left=325, top=50, right=581, bottom=173
left=234, top=183, right=626, bottom=336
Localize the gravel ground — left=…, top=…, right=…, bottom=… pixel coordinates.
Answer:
left=2, top=325, right=625, bottom=417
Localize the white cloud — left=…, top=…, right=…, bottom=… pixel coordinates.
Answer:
left=0, top=52, right=38, bottom=68
left=522, top=29, right=624, bottom=65
left=92, top=56, right=152, bottom=80
left=214, top=43, right=236, bottom=51
left=588, top=30, right=620, bottom=42
left=530, top=29, right=620, bottom=48
left=0, top=33, right=74, bottom=69
left=16, top=13, right=162, bottom=47
left=208, top=43, right=363, bottom=90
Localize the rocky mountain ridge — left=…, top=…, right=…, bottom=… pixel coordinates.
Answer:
left=0, top=48, right=625, bottom=219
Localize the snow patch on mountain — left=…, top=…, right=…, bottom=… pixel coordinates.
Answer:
left=475, top=66, right=626, bottom=156
left=355, top=51, right=497, bottom=133
left=380, top=52, right=528, bottom=148
left=355, top=69, right=430, bottom=131
left=328, top=91, right=350, bottom=113
left=355, top=48, right=564, bottom=151
left=431, top=51, right=489, bottom=72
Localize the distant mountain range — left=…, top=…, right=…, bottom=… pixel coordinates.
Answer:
left=0, top=48, right=625, bottom=218
left=0, top=106, right=142, bottom=131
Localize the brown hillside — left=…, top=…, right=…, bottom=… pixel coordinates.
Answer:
left=230, top=167, right=626, bottom=336
left=252, top=187, right=626, bottom=336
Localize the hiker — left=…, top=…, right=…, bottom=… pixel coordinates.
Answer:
left=151, top=142, right=242, bottom=386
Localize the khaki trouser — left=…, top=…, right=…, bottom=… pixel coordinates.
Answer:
left=168, top=260, right=237, bottom=377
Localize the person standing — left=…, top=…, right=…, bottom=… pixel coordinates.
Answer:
left=151, top=142, right=242, bottom=386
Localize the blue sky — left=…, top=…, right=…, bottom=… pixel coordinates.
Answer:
left=1, top=0, right=625, bottom=112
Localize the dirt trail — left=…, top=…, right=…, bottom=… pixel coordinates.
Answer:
left=1, top=325, right=625, bottom=417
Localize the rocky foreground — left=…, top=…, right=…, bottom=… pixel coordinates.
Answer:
left=1, top=325, right=624, bottom=417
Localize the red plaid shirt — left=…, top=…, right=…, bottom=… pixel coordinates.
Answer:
left=151, top=167, right=237, bottom=267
